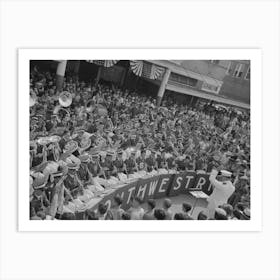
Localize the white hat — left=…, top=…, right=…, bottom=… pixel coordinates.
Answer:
left=177, top=155, right=185, bottom=160
left=45, top=215, right=54, bottom=220
left=220, top=170, right=232, bottom=177
left=240, top=175, right=249, bottom=180
left=215, top=208, right=227, bottom=216
left=243, top=208, right=250, bottom=218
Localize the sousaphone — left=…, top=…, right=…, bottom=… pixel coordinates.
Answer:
left=56, top=107, right=70, bottom=122
left=59, top=91, right=72, bottom=107
left=30, top=89, right=37, bottom=107
left=30, top=96, right=36, bottom=107
left=53, top=91, right=72, bottom=121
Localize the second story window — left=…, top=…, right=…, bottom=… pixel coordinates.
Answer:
left=226, top=61, right=233, bottom=75
left=245, top=66, right=250, bottom=80
left=233, top=63, right=245, bottom=78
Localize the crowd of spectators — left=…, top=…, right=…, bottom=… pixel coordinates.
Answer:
left=29, top=65, right=250, bottom=220
left=57, top=195, right=250, bottom=220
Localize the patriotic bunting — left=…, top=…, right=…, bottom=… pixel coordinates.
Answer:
left=130, top=60, right=144, bottom=76
left=86, top=60, right=119, bottom=67
left=130, top=60, right=164, bottom=80
left=150, top=64, right=165, bottom=80
left=86, top=60, right=164, bottom=79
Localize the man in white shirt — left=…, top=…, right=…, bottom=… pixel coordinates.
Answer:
left=207, top=169, right=235, bottom=219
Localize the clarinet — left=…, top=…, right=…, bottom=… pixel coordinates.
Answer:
left=97, top=160, right=107, bottom=180
left=133, top=158, right=139, bottom=173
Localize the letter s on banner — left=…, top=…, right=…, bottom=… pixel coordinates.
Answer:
left=174, top=176, right=182, bottom=190
left=178, top=171, right=197, bottom=195
left=168, top=172, right=187, bottom=197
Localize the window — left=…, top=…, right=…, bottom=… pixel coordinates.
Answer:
left=169, top=73, right=198, bottom=87
left=245, top=66, right=250, bottom=80
left=226, top=61, right=233, bottom=75
left=233, top=63, right=245, bottom=78
left=201, top=81, right=221, bottom=94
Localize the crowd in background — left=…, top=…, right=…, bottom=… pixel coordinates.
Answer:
left=29, top=65, right=250, bottom=220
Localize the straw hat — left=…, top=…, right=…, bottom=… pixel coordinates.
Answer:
left=64, top=140, right=78, bottom=154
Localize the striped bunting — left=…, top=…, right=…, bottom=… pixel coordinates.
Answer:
left=130, top=60, right=164, bottom=80
left=130, top=60, right=143, bottom=76
left=86, top=60, right=119, bottom=67
left=150, top=64, right=165, bottom=80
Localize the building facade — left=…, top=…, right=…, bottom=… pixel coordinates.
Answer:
left=146, top=60, right=250, bottom=109
left=218, top=60, right=250, bottom=104
left=46, top=59, right=250, bottom=109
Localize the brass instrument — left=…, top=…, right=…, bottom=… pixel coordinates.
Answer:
left=59, top=91, right=72, bottom=107
left=85, top=99, right=95, bottom=113
left=53, top=105, right=70, bottom=123
left=97, top=159, right=107, bottom=180
left=133, top=157, right=139, bottom=173
left=30, top=89, right=37, bottom=107
left=30, top=95, right=36, bottom=107
left=30, top=141, right=37, bottom=153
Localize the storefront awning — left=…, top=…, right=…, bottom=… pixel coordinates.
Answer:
left=147, top=60, right=223, bottom=87
left=166, top=83, right=249, bottom=109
